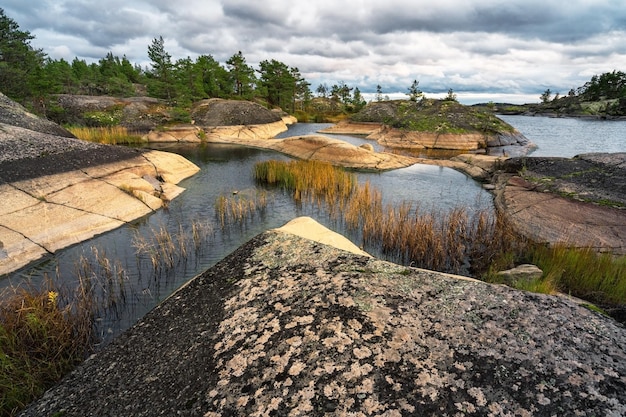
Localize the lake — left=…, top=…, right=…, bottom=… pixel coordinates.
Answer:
left=3, top=116, right=625, bottom=343
left=499, top=115, right=625, bottom=157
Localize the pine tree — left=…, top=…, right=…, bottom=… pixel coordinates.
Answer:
left=0, top=8, right=46, bottom=101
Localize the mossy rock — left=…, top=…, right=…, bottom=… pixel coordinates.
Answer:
left=351, top=99, right=516, bottom=135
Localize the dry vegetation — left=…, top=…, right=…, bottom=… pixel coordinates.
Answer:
left=254, top=159, right=626, bottom=308
left=67, top=125, right=144, bottom=145
left=1, top=218, right=215, bottom=416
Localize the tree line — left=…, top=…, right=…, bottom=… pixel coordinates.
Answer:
left=0, top=8, right=372, bottom=117
left=0, top=7, right=439, bottom=118
left=541, top=70, right=626, bottom=103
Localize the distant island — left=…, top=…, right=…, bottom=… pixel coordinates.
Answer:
left=476, top=70, right=626, bottom=119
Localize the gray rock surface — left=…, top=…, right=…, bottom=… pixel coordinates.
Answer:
left=191, top=98, right=283, bottom=126
left=20, top=219, right=626, bottom=417
left=0, top=92, right=74, bottom=137
left=496, top=264, right=543, bottom=286
left=495, top=153, right=626, bottom=255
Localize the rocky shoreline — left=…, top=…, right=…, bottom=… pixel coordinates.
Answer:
left=2, top=93, right=625, bottom=275
left=0, top=94, right=200, bottom=275
left=2, top=93, right=625, bottom=416
left=493, top=153, right=626, bottom=255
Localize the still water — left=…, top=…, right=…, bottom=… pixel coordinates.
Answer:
left=4, top=117, right=625, bottom=342
left=4, top=124, right=489, bottom=342
left=499, top=115, right=626, bottom=157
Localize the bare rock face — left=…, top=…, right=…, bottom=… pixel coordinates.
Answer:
left=19, top=218, right=626, bottom=416
left=269, top=135, right=417, bottom=170
left=50, top=94, right=168, bottom=131
left=496, top=153, right=626, bottom=254
left=496, top=264, right=543, bottom=286
left=191, top=98, right=283, bottom=126
left=0, top=92, right=74, bottom=137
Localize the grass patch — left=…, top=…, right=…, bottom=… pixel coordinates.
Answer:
left=0, top=280, right=95, bottom=416
left=529, top=244, right=626, bottom=305
left=67, top=125, right=144, bottom=145
left=351, top=99, right=515, bottom=135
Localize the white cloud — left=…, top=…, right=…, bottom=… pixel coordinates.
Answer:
left=3, top=0, right=626, bottom=103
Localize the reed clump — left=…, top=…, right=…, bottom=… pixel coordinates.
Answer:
left=67, top=125, right=144, bottom=145
left=346, top=195, right=527, bottom=276
left=133, top=219, right=215, bottom=270
left=215, top=191, right=268, bottom=228
left=254, top=160, right=356, bottom=211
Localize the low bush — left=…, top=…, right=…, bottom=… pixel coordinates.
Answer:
left=0, top=282, right=94, bottom=416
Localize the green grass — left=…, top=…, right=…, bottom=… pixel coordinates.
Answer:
left=529, top=244, right=626, bottom=305
left=352, top=99, right=516, bottom=135
left=0, top=282, right=94, bottom=416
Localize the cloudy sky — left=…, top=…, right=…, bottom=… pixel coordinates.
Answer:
left=3, top=0, right=626, bottom=104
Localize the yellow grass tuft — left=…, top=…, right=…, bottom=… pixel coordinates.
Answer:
left=67, top=125, right=144, bottom=145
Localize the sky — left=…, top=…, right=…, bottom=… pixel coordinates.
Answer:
left=3, top=0, right=626, bottom=104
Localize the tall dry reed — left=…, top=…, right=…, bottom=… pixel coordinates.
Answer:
left=215, top=191, right=268, bottom=228
left=67, top=125, right=144, bottom=145
left=254, top=160, right=356, bottom=214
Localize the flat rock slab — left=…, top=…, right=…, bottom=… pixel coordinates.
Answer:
left=497, top=153, right=626, bottom=254
left=505, top=153, right=626, bottom=207
left=0, top=150, right=199, bottom=276
left=20, top=218, right=626, bottom=416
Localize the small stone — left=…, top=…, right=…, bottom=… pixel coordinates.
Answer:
left=496, top=264, right=543, bottom=286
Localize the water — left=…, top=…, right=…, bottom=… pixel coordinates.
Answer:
left=499, top=115, right=626, bottom=157
left=4, top=117, right=624, bottom=342
left=3, top=129, right=490, bottom=343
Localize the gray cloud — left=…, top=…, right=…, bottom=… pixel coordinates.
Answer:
left=3, top=0, right=626, bottom=103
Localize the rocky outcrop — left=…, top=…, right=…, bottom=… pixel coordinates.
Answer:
left=322, top=122, right=534, bottom=158
left=0, top=95, right=200, bottom=276
left=494, top=153, right=626, bottom=254
left=0, top=146, right=199, bottom=276
left=331, top=100, right=535, bottom=157
left=19, top=217, right=626, bottom=416
left=0, top=92, right=74, bottom=137
left=50, top=94, right=168, bottom=131
left=268, top=135, right=417, bottom=170
left=190, top=98, right=284, bottom=126
left=318, top=121, right=382, bottom=136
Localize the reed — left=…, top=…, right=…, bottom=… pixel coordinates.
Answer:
left=1, top=217, right=217, bottom=416
left=67, top=125, right=144, bottom=145
left=133, top=223, right=193, bottom=270
left=214, top=191, right=268, bottom=228
left=254, top=160, right=356, bottom=208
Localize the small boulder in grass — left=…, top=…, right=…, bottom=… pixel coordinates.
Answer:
left=497, top=264, right=543, bottom=286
